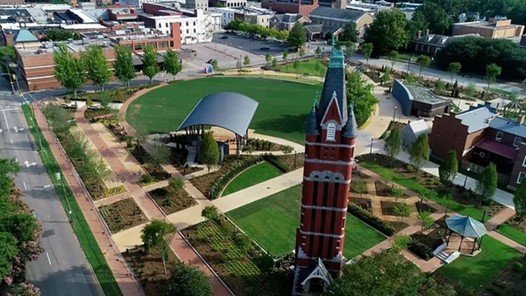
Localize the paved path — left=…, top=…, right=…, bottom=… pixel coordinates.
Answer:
left=487, top=231, right=526, bottom=254
left=32, top=104, right=144, bottom=296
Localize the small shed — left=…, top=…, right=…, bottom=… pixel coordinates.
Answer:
left=401, top=120, right=430, bottom=149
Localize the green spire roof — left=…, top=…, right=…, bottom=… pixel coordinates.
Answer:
left=14, top=29, right=38, bottom=43
left=328, top=37, right=344, bottom=68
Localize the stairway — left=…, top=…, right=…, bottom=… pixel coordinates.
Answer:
left=435, top=251, right=449, bottom=262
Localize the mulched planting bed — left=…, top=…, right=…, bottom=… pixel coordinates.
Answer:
left=130, top=145, right=171, bottom=182
left=349, top=197, right=372, bottom=212
left=122, top=246, right=178, bottom=296
left=244, top=138, right=284, bottom=151
left=380, top=200, right=411, bottom=216
left=481, top=257, right=526, bottom=296
left=99, top=198, right=147, bottom=233
left=408, top=231, right=444, bottom=261
left=190, top=156, right=252, bottom=195
left=350, top=181, right=368, bottom=194
left=386, top=221, right=410, bottom=232
left=374, top=181, right=408, bottom=198
left=416, top=201, right=437, bottom=214
left=149, top=186, right=196, bottom=215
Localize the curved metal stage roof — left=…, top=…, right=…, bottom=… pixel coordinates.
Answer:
left=177, top=92, right=259, bottom=137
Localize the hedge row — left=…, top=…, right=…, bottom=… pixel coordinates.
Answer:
left=209, top=156, right=266, bottom=199
left=408, top=241, right=435, bottom=261
left=262, top=154, right=289, bottom=173
left=347, top=203, right=395, bottom=236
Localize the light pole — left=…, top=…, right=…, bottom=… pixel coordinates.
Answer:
left=393, top=106, right=397, bottom=122
left=370, top=137, right=374, bottom=154
left=463, top=167, right=471, bottom=188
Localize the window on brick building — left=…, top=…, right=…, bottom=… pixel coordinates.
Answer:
left=496, top=131, right=503, bottom=142
left=326, top=122, right=336, bottom=141
left=514, top=137, right=521, bottom=147
left=518, top=172, right=526, bottom=184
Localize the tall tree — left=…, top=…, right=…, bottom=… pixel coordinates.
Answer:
left=416, top=55, right=431, bottom=77
left=514, top=180, right=526, bottom=220
left=486, top=63, right=502, bottom=92
left=53, top=44, right=85, bottom=97
left=282, top=50, right=289, bottom=64
left=82, top=45, right=110, bottom=91
left=164, top=262, right=212, bottom=296
left=475, top=163, right=498, bottom=203
left=113, top=46, right=136, bottom=88
left=142, top=45, right=159, bottom=84
left=365, top=10, right=410, bottom=55
left=315, top=46, right=322, bottom=58
left=412, top=2, right=451, bottom=35
left=265, top=53, right=272, bottom=66
left=141, top=220, right=176, bottom=274
left=199, top=132, right=220, bottom=172
left=339, top=22, right=358, bottom=43
left=409, top=134, right=429, bottom=177
left=286, top=22, right=307, bottom=49
left=346, top=71, right=378, bottom=127
left=163, top=49, right=182, bottom=76
left=243, top=55, right=251, bottom=67
left=361, top=43, right=373, bottom=67
left=388, top=50, right=399, bottom=70
left=439, top=150, right=458, bottom=183
left=384, top=128, right=402, bottom=163
left=447, top=62, right=462, bottom=83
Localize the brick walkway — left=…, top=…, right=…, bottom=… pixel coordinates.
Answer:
left=32, top=104, right=144, bottom=296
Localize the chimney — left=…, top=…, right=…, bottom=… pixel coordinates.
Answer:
left=520, top=114, right=526, bottom=124
left=425, top=29, right=430, bottom=36
left=417, top=30, right=422, bottom=38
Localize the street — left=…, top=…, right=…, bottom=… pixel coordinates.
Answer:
left=0, top=77, right=103, bottom=296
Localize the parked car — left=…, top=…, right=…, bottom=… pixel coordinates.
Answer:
left=220, top=36, right=228, bottom=40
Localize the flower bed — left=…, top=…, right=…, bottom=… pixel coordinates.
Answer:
left=386, top=221, right=409, bottom=232
left=348, top=203, right=395, bottom=236
left=416, top=201, right=437, bottom=214
left=244, top=138, right=284, bottom=151
left=350, top=181, right=368, bottom=194
left=408, top=231, right=443, bottom=261
left=182, top=217, right=289, bottom=296
left=99, top=198, right=147, bottom=233
left=374, top=181, right=407, bottom=198
left=130, top=145, right=171, bottom=183
left=481, top=256, right=526, bottom=296
left=380, top=200, right=411, bottom=216
left=149, top=186, right=196, bottom=215
left=349, top=197, right=372, bottom=212
left=84, top=108, right=117, bottom=123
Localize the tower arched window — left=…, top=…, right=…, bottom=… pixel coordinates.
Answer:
left=326, top=122, right=336, bottom=141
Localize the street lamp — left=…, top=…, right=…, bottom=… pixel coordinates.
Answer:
left=463, top=167, right=471, bottom=188
left=370, top=137, right=374, bottom=154
left=393, top=106, right=397, bottom=122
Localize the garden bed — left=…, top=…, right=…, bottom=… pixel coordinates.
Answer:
left=408, top=231, right=443, bottom=261
left=130, top=145, right=171, bottom=184
left=481, top=256, right=526, bottom=296
left=416, top=201, right=437, bottom=214
left=84, top=108, right=117, bottom=123
left=149, top=186, right=196, bottom=215
left=182, top=218, right=289, bottom=296
left=122, top=246, right=178, bottom=296
left=244, top=138, right=284, bottom=151
left=374, top=181, right=406, bottom=198
left=380, top=200, right=410, bottom=217
left=386, top=221, right=409, bottom=232
left=99, top=198, right=147, bottom=233
left=349, top=197, right=372, bottom=212
left=350, top=180, right=368, bottom=195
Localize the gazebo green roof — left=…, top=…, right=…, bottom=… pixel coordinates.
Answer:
left=446, top=215, right=487, bottom=238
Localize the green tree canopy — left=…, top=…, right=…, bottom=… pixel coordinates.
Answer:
left=243, top=55, right=251, bottom=67
left=384, top=128, right=402, bottom=161
left=412, top=2, right=451, bottom=35
left=409, top=134, right=430, bottom=175
left=475, top=162, right=498, bottom=201
left=82, top=45, right=111, bottom=90
left=339, top=22, right=358, bottom=43
left=365, top=10, right=409, bottom=55
left=163, top=262, right=212, bottom=296
left=287, top=22, right=307, bottom=49
left=486, top=63, right=502, bottom=90
left=439, top=150, right=458, bottom=183
left=199, top=132, right=220, bottom=171
left=416, top=55, right=431, bottom=76
left=142, top=45, right=160, bottom=84
left=0, top=232, right=18, bottom=279
left=114, top=46, right=136, bottom=87
left=447, top=62, right=462, bottom=82
left=361, top=43, right=373, bottom=66
left=346, top=71, right=378, bottom=127
left=163, top=49, right=182, bottom=76
left=514, top=180, right=526, bottom=219
left=141, top=220, right=177, bottom=274
left=44, top=29, right=79, bottom=41
left=53, top=44, right=85, bottom=97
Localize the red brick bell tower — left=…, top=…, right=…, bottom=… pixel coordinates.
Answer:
left=292, top=40, right=357, bottom=295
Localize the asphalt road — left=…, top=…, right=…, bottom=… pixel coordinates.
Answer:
left=0, top=79, right=103, bottom=296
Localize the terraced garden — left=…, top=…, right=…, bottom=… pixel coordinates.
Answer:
left=99, top=198, right=147, bottom=233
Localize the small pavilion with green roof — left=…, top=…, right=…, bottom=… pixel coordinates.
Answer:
left=445, top=215, right=488, bottom=255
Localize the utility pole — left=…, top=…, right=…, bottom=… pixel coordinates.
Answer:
left=370, top=137, right=374, bottom=154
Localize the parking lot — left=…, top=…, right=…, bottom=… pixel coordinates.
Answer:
left=212, top=31, right=288, bottom=56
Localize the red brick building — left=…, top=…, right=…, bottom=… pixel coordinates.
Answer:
left=293, top=41, right=357, bottom=295
left=262, top=0, right=319, bottom=16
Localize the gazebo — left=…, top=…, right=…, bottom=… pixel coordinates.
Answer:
left=445, top=215, right=487, bottom=255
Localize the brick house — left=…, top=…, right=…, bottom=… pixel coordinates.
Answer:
left=430, top=104, right=526, bottom=189
left=261, top=0, right=319, bottom=17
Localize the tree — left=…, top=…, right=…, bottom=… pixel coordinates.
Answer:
left=418, top=211, right=434, bottom=231
left=293, top=60, right=300, bottom=70
left=514, top=180, right=526, bottom=220
left=409, top=134, right=429, bottom=177
left=243, top=55, right=251, bottom=67
left=265, top=53, right=272, bottom=66
left=142, top=45, right=159, bottom=84
left=347, top=71, right=378, bottom=127
left=168, top=176, right=184, bottom=191
left=416, top=55, right=431, bottom=77
left=286, top=22, right=306, bottom=49
left=53, top=44, right=85, bottom=97
left=211, top=59, right=218, bottom=69
left=114, top=46, right=136, bottom=88
left=339, top=22, right=358, bottom=43
left=148, top=143, right=171, bottom=165
left=199, top=132, right=220, bottom=172
left=388, top=50, right=399, bottom=70
left=447, top=62, right=461, bottom=83
left=328, top=250, right=423, bottom=295
left=163, top=49, right=182, bottom=76
left=201, top=205, right=219, bottom=220
left=361, top=43, right=373, bottom=67
left=393, top=203, right=411, bottom=222
left=298, top=47, right=305, bottom=58
left=486, top=63, right=502, bottom=92
left=365, top=10, right=410, bottom=55
left=315, top=46, right=322, bottom=58
left=82, top=45, right=110, bottom=91
left=44, top=29, right=78, bottom=41
left=412, top=2, right=451, bottom=35
left=164, top=262, right=212, bottom=296
left=0, top=232, right=18, bottom=279
left=282, top=50, right=289, bottom=64
left=384, top=128, right=402, bottom=163
left=271, top=58, right=277, bottom=68
left=439, top=150, right=458, bottom=183
left=475, top=163, right=498, bottom=203
left=141, top=220, right=177, bottom=274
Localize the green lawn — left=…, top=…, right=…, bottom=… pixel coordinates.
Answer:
left=226, top=185, right=386, bottom=258
left=497, top=224, right=526, bottom=246
left=126, top=77, right=321, bottom=144
left=22, top=105, right=121, bottom=296
left=438, top=235, right=521, bottom=291
left=275, top=59, right=327, bottom=77
left=360, top=161, right=486, bottom=220
left=222, top=162, right=282, bottom=196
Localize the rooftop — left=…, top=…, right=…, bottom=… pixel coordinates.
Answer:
left=404, top=83, right=446, bottom=104
left=455, top=105, right=497, bottom=133
left=310, top=7, right=368, bottom=21
left=489, top=117, right=526, bottom=138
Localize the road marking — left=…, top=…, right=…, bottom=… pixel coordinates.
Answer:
left=43, top=185, right=52, bottom=189
left=46, top=252, right=52, bottom=266
left=23, top=181, right=28, bottom=190
left=1, top=109, right=13, bottom=144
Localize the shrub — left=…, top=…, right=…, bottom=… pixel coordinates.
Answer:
left=151, top=188, right=168, bottom=197
left=201, top=205, right=219, bottom=221
left=347, top=203, right=395, bottom=236
left=168, top=176, right=184, bottom=191
left=140, top=174, right=155, bottom=185
left=408, top=240, right=434, bottom=260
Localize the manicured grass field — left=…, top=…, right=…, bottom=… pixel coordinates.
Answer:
left=126, top=77, right=321, bottom=144
left=226, top=185, right=386, bottom=258
left=275, top=59, right=327, bottom=77
left=222, top=161, right=282, bottom=196
left=360, top=161, right=486, bottom=220
left=438, top=235, right=521, bottom=291
left=497, top=224, right=526, bottom=246
left=23, top=105, right=121, bottom=296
